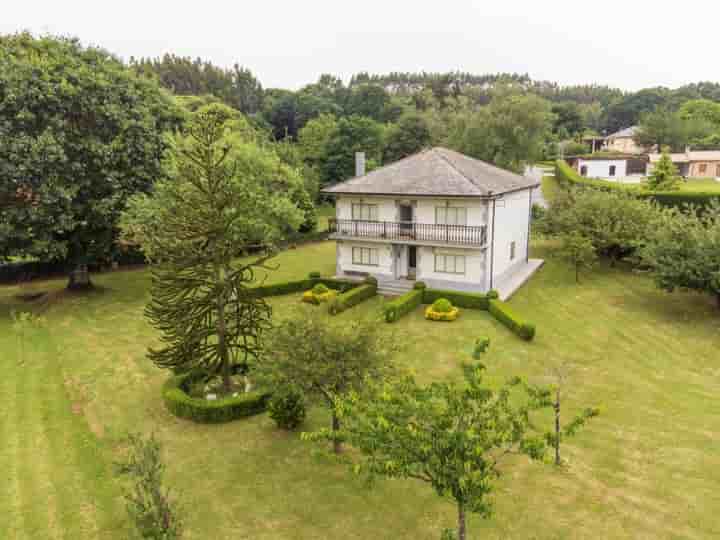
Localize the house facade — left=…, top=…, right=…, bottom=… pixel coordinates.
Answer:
left=647, top=150, right=720, bottom=178
left=604, top=126, right=645, bottom=154
left=568, top=154, right=647, bottom=181
left=322, top=148, right=540, bottom=294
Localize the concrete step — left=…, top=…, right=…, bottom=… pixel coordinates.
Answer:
left=378, top=283, right=414, bottom=297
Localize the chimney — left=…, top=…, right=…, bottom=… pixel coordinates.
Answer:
left=355, top=152, right=366, bottom=177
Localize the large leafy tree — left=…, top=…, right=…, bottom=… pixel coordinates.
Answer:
left=260, top=310, right=396, bottom=454
left=0, top=33, right=181, bottom=288
left=640, top=201, right=720, bottom=308
left=545, top=188, right=657, bottom=264
left=634, top=108, right=712, bottom=152
left=446, top=93, right=553, bottom=172
left=305, top=362, right=550, bottom=540
left=120, top=104, right=304, bottom=392
left=321, top=115, right=384, bottom=183
left=383, top=112, right=433, bottom=164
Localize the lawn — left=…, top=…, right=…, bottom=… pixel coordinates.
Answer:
left=1, top=240, right=720, bottom=539
left=680, top=178, right=720, bottom=192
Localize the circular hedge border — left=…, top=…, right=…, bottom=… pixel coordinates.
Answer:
left=162, top=372, right=271, bottom=424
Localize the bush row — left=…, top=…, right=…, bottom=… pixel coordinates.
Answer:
left=329, top=281, right=377, bottom=316
left=251, top=274, right=357, bottom=298
left=555, top=159, right=720, bottom=211
left=162, top=373, right=271, bottom=423
left=383, top=289, right=423, bottom=323
left=488, top=299, right=536, bottom=341
left=421, top=288, right=492, bottom=310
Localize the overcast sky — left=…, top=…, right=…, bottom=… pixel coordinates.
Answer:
left=3, top=0, right=718, bottom=92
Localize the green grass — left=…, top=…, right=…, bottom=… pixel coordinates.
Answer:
left=541, top=175, right=561, bottom=204
left=680, top=178, right=720, bottom=192
left=2, top=240, right=720, bottom=539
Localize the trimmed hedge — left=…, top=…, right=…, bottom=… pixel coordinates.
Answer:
left=251, top=277, right=357, bottom=298
left=383, top=289, right=423, bottom=323
left=328, top=283, right=377, bottom=316
left=422, top=288, right=490, bottom=310
left=488, top=299, right=536, bottom=341
left=555, top=159, right=720, bottom=211
left=162, top=373, right=271, bottom=423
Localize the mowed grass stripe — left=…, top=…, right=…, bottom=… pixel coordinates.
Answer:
left=0, top=332, right=25, bottom=539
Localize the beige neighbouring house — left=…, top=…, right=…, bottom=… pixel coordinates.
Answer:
left=321, top=148, right=544, bottom=299
left=647, top=150, right=720, bottom=178
left=604, top=126, right=646, bottom=154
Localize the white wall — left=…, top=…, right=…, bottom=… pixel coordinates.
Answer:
left=578, top=159, right=627, bottom=179
left=335, top=196, right=489, bottom=226
left=488, top=189, right=531, bottom=287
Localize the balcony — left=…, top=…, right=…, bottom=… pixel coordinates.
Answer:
left=328, top=218, right=487, bottom=247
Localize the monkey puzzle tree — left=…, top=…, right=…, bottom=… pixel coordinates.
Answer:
left=120, top=104, right=304, bottom=393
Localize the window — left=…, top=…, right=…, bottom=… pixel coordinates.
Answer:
left=434, top=253, right=466, bottom=274
left=510, top=241, right=516, bottom=261
left=699, top=164, right=708, bottom=175
left=352, top=247, right=379, bottom=266
left=436, top=206, right=467, bottom=226
left=716, top=164, right=720, bottom=177
left=609, top=165, right=616, bottom=177
left=580, top=165, right=588, bottom=176
left=352, top=203, right=379, bottom=221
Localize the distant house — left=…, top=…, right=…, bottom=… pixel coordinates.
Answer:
left=604, top=126, right=645, bottom=154
left=567, top=153, right=647, bottom=180
left=322, top=148, right=543, bottom=298
left=647, top=150, right=720, bottom=178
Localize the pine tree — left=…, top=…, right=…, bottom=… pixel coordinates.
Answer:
left=647, top=151, right=680, bottom=191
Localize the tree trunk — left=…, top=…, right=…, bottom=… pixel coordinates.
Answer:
left=67, top=264, right=92, bottom=290
left=216, top=266, right=231, bottom=394
left=554, top=387, right=561, bottom=466
left=332, top=409, right=342, bottom=454
left=457, top=501, right=466, bottom=540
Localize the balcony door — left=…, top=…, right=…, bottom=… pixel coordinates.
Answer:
left=399, top=204, right=413, bottom=236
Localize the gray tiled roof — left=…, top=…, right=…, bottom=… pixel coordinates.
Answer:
left=321, top=147, right=537, bottom=197
left=607, top=126, right=638, bottom=139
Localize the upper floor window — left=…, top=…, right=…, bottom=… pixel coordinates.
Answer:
left=352, top=203, right=379, bottom=221
left=436, top=206, right=467, bottom=226
left=609, top=165, right=616, bottom=177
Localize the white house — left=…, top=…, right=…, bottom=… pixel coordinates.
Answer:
left=322, top=147, right=544, bottom=298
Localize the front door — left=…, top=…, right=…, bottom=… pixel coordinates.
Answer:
left=407, top=246, right=417, bottom=279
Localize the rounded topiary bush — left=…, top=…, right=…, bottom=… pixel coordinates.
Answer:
left=268, top=388, right=306, bottom=430
left=312, top=283, right=329, bottom=295
left=487, top=289, right=500, bottom=300
left=432, top=298, right=453, bottom=313
left=413, top=281, right=427, bottom=290
left=425, top=298, right=459, bottom=322
left=162, top=372, right=271, bottom=424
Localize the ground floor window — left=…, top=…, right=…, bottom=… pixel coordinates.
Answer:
left=434, top=253, right=466, bottom=274
left=352, top=246, right=379, bottom=266
left=510, top=241, right=516, bottom=261
left=609, top=165, right=616, bottom=176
